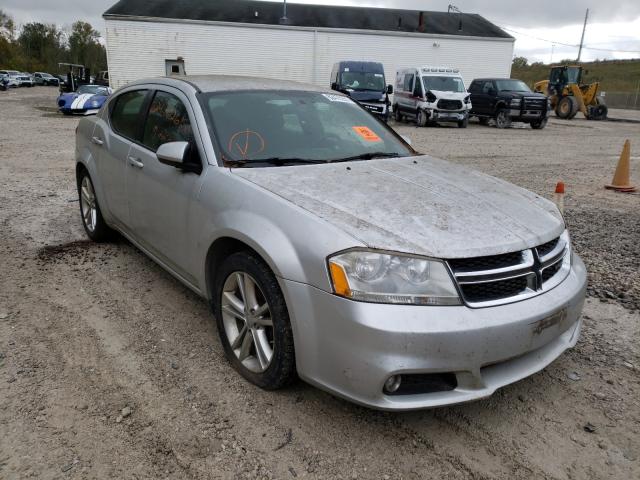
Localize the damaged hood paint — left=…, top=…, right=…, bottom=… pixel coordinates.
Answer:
left=233, top=156, right=565, bottom=259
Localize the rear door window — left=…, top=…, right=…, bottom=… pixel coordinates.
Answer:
left=404, top=74, right=414, bottom=92
left=110, top=90, right=148, bottom=140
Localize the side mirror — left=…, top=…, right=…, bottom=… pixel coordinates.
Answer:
left=157, top=141, right=189, bottom=168
left=387, top=84, right=394, bottom=94
left=331, top=82, right=340, bottom=91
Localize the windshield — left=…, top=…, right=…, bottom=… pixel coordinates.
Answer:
left=340, top=71, right=386, bottom=91
left=77, top=85, right=109, bottom=95
left=422, top=76, right=466, bottom=93
left=495, top=79, right=531, bottom=92
left=200, top=90, right=413, bottom=167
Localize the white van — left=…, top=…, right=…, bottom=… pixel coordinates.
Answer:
left=394, top=67, right=471, bottom=128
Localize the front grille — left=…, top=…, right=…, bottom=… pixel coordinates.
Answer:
left=542, top=261, right=562, bottom=283
left=536, top=238, right=559, bottom=258
left=447, top=234, right=570, bottom=307
left=461, top=276, right=530, bottom=303
left=524, top=97, right=547, bottom=109
left=449, top=251, right=523, bottom=273
left=438, top=99, right=463, bottom=111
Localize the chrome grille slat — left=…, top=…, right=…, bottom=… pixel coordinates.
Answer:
left=447, top=232, right=571, bottom=308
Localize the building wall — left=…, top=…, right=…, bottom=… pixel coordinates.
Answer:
left=105, top=18, right=514, bottom=90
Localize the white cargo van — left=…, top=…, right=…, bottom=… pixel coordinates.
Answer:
left=394, top=67, right=471, bottom=128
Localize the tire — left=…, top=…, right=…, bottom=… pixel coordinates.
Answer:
left=213, top=251, right=296, bottom=390
left=417, top=109, right=428, bottom=127
left=458, top=116, right=469, bottom=128
left=394, top=105, right=403, bottom=123
left=530, top=118, right=548, bottom=130
left=77, top=169, right=113, bottom=242
left=555, top=96, right=578, bottom=119
left=589, top=97, right=608, bottom=121
left=495, top=109, right=511, bottom=129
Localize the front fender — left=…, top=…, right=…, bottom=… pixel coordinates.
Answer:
left=194, top=169, right=364, bottom=299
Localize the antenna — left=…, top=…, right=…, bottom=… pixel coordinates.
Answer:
left=279, top=0, right=291, bottom=25
left=577, top=8, right=589, bottom=62
left=448, top=4, right=461, bottom=14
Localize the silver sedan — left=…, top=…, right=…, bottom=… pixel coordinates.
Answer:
left=75, top=75, right=587, bottom=410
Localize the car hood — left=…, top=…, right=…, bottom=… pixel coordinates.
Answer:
left=501, top=91, right=548, bottom=100
left=346, top=90, right=385, bottom=102
left=232, top=156, right=565, bottom=259
left=430, top=90, right=468, bottom=100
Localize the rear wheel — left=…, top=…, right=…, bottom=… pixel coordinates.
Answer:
left=77, top=170, right=113, bottom=242
left=495, top=109, right=511, bottom=129
left=214, top=252, right=296, bottom=390
left=417, top=109, right=428, bottom=127
left=556, top=96, right=579, bottom=119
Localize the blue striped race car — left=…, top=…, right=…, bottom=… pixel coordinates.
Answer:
left=58, top=85, right=113, bottom=115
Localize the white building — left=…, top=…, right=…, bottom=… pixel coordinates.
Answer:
left=104, top=0, right=515, bottom=90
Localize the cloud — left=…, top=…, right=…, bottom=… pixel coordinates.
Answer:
left=2, top=0, right=639, bottom=61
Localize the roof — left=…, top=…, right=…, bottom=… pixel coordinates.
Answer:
left=128, top=75, right=332, bottom=93
left=104, top=0, right=512, bottom=39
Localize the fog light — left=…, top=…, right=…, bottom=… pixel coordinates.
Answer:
left=384, top=375, right=402, bottom=394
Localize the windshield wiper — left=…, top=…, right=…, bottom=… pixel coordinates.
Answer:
left=327, top=152, right=403, bottom=164
left=225, top=158, right=328, bottom=168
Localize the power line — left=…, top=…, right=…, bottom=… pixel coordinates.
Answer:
left=498, top=25, right=640, bottom=54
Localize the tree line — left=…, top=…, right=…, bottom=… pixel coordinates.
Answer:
left=0, top=9, right=107, bottom=74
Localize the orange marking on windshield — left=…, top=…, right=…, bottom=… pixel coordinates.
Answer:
left=352, top=126, right=382, bottom=142
left=228, top=129, right=266, bottom=160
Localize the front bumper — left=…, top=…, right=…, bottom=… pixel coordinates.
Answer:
left=510, top=109, right=550, bottom=119
left=360, top=102, right=388, bottom=118
left=282, top=255, right=587, bottom=411
left=430, top=110, right=468, bottom=122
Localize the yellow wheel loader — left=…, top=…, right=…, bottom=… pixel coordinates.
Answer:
left=534, top=66, right=608, bottom=120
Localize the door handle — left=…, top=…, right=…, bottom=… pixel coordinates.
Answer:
left=128, top=156, right=144, bottom=169
left=91, top=136, right=104, bottom=146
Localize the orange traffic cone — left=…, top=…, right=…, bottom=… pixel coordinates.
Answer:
left=554, top=182, right=565, bottom=214
left=606, top=140, right=636, bottom=192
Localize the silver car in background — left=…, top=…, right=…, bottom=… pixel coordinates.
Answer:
left=75, top=76, right=587, bottom=410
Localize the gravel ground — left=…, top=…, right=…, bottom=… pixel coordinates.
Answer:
left=1, top=87, right=639, bottom=480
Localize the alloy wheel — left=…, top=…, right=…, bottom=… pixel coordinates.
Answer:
left=80, top=176, right=97, bottom=232
left=221, top=272, right=274, bottom=373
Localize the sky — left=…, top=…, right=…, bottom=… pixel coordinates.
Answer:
left=2, top=0, right=640, bottom=63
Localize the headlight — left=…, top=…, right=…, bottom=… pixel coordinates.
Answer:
left=379, top=94, right=387, bottom=102
left=464, top=95, right=471, bottom=104
left=328, top=250, right=461, bottom=306
left=90, top=100, right=101, bottom=108
left=510, top=98, right=522, bottom=107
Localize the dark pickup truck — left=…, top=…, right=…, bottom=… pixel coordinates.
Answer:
left=469, top=78, right=550, bottom=129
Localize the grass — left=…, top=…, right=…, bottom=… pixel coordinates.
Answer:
left=512, top=59, right=640, bottom=93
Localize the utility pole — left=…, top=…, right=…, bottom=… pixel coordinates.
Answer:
left=577, top=8, right=589, bottom=62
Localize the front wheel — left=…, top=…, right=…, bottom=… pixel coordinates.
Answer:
left=530, top=118, right=548, bottom=130
left=393, top=106, right=403, bottom=123
left=458, top=116, right=469, bottom=128
left=495, top=109, right=511, bottom=129
left=417, top=109, right=428, bottom=127
left=214, top=252, right=296, bottom=390
left=77, top=170, right=113, bottom=242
